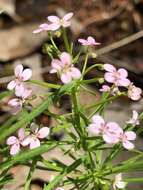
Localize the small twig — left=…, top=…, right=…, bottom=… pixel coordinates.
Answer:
left=95, top=30, right=143, bottom=56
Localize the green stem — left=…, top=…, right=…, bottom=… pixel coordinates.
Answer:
left=49, top=34, right=61, bottom=55
left=62, top=27, right=70, bottom=53
left=24, top=159, right=37, bottom=190
left=29, top=80, right=61, bottom=89
left=82, top=53, right=89, bottom=75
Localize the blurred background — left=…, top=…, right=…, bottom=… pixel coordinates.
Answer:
left=0, top=0, right=143, bottom=189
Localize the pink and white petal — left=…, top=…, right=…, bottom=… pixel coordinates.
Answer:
left=70, top=67, right=81, bottom=79
left=22, top=136, right=32, bottom=146
left=63, top=12, right=73, bottom=21
left=103, top=133, right=119, bottom=144
left=47, top=16, right=60, bottom=23
left=50, top=23, right=60, bottom=31
left=22, top=88, right=32, bottom=99
left=104, top=73, right=115, bottom=83
left=88, top=124, right=101, bottom=135
left=21, top=69, right=32, bottom=81
left=116, top=181, right=126, bottom=189
left=7, top=136, right=17, bottom=145
left=118, top=68, right=128, bottom=78
left=123, top=141, right=134, bottom=150
left=60, top=52, right=71, bottom=66
left=78, top=39, right=87, bottom=45
left=92, top=115, right=105, bottom=126
left=87, top=36, right=96, bottom=44
left=61, top=73, right=72, bottom=84
left=7, top=80, right=16, bottom=90
left=15, top=84, right=25, bottom=97
left=30, top=138, right=40, bottom=149
left=104, top=64, right=116, bottom=72
left=14, top=64, right=23, bottom=77
left=117, top=78, right=130, bottom=87
left=10, top=143, right=20, bottom=155
left=18, top=128, right=25, bottom=141
left=106, top=122, right=123, bottom=135
left=37, top=127, right=50, bottom=139
left=33, top=28, right=43, bottom=34
left=125, top=131, right=136, bottom=141
left=51, top=59, right=62, bottom=70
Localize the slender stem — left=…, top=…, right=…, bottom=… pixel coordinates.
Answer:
left=84, top=64, right=103, bottom=75
left=82, top=53, right=89, bottom=75
left=29, top=79, right=61, bottom=89
left=24, top=159, right=37, bottom=190
left=62, top=27, right=70, bottom=53
left=49, top=34, right=61, bottom=55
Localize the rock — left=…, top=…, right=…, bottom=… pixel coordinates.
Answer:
left=0, top=24, right=47, bottom=61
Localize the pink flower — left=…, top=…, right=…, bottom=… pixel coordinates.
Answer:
left=7, top=64, right=32, bottom=94
left=78, top=36, right=100, bottom=46
left=22, top=123, right=50, bottom=149
left=8, top=86, right=32, bottom=115
left=6, top=128, right=25, bottom=155
left=127, top=83, right=142, bottom=101
left=47, top=12, right=73, bottom=31
left=104, top=64, right=130, bottom=87
left=50, top=52, right=81, bottom=84
left=119, top=130, right=136, bottom=150
left=100, top=85, right=110, bottom=92
left=33, top=23, right=51, bottom=34
left=127, top=110, right=140, bottom=126
left=88, top=115, right=122, bottom=144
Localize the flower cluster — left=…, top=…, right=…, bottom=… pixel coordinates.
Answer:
left=33, top=12, right=73, bottom=33
left=87, top=114, right=137, bottom=150
left=100, top=64, right=142, bottom=101
left=7, top=64, right=32, bottom=114
left=6, top=123, right=50, bottom=155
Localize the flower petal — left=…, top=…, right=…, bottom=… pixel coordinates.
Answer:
left=116, top=181, right=126, bottom=189
left=88, top=124, right=101, bottom=136
left=92, top=115, right=105, bottom=126
left=78, top=39, right=87, bottom=45
left=37, top=127, right=50, bottom=139
left=70, top=67, right=81, bottom=79
left=47, top=15, right=60, bottom=23
left=14, top=64, right=23, bottom=77
left=117, top=78, right=130, bottom=87
left=51, top=59, right=62, bottom=70
left=10, top=143, right=20, bottom=155
left=118, top=68, right=128, bottom=78
left=18, top=128, right=25, bottom=141
left=125, top=131, right=136, bottom=141
left=104, top=64, right=116, bottom=72
left=61, top=73, right=72, bottom=84
left=63, top=12, right=73, bottom=21
left=30, top=138, right=40, bottom=149
left=104, top=73, right=115, bottom=83
left=21, top=69, right=32, bottom=81
left=60, top=52, right=71, bottom=66
left=7, top=136, right=17, bottom=145
left=22, top=136, right=32, bottom=146
left=7, top=80, right=16, bottom=90
left=123, top=141, right=134, bottom=150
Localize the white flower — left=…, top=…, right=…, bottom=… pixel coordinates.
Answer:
left=127, top=110, right=140, bottom=126
left=113, top=173, right=126, bottom=190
